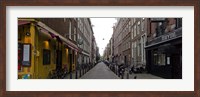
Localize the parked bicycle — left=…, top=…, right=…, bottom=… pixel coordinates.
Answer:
left=47, top=67, right=69, bottom=79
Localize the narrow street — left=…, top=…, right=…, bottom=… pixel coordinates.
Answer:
left=80, top=62, right=119, bottom=79
left=18, top=18, right=182, bottom=79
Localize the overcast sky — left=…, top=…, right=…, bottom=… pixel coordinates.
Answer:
left=90, top=18, right=117, bottom=56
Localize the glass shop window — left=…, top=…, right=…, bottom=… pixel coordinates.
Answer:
left=153, top=52, right=166, bottom=66
left=43, top=49, right=51, bottom=65
left=176, top=18, right=182, bottom=28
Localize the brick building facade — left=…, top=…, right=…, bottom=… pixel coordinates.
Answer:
left=145, top=18, right=182, bottom=79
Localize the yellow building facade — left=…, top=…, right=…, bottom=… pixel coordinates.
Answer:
left=18, top=19, right=77, bottom=79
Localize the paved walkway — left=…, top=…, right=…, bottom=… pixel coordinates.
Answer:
left=80, top=62, right=120, bottom=79
left=63, top=62, right=162, bottom=79
left=128, top=73, right=163, bottom=79
left=64, top=71, right=79, bottom=79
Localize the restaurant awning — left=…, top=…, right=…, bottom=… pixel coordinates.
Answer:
left=18, top=19, right=36, bottom=26
left=18, top=20, right=30, bottom=26
left=37, top=21, right=79, bottom=52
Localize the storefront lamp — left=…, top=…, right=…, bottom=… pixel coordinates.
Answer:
left=43, top=41, right=49, bottom=49
left=26, top=32, right=31, bottom=36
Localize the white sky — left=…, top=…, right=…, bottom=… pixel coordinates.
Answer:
left=90, top=18, right=117, bottom=56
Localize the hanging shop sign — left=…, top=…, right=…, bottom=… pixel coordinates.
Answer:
left=22, top=43, right=31, bottom=66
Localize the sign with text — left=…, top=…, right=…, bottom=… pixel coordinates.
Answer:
left=150, top=18, right=166, bottom=22
left=146, top=28, right=182, bottom=47
left=161, top=32, right=176, bottom=41
left=22, top=44, right=31, bottom=66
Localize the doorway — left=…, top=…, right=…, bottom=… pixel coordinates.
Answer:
left=56, top=50, right=62, bottom=70
left=171, top=47, right=182, bottom=79
left=124, top=56, right=127, bottom=66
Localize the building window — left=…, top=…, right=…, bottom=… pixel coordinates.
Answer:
left=176, top=18, right=182, bottom=28
left=134, top=25, right=136, bottom=37
left=83, top=26, right=85, bottom=34
left=134, top=41, right=137, bottom=48
left=132, top=43, right=134, bottom=58
left=126, top=43, right=128, bottom=50
left=141, top=19, right=145, bottom=31
left=159, top=54, right=166, bottom=65
left=153, top=51, right=166, bottom=66
left=137, top=41, right=140, bottom=56
left=141, top=35, right=146, bottom=62
left=131, top=27, right=134, bottom=39
left=43, top=49, right=51, bottom=65
left=131, top=19, right=134, bottom=25
left=137, top=21, right=140, bottom=35
left=80, top=22, right=82, bottom=33
left=69, top=21, right=72, bottom=39
left=77, top=19, right=80, bottom=28
left=74, top=27, right=77, bottom=41
left=156, top=22, right=165, bottom=37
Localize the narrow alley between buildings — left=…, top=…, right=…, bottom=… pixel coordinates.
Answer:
left=80, top=62, right=119, bottom=79
left=18, top=18, right=182, bottom=79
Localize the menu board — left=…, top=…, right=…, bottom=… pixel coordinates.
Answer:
left=22, top=44, right=31, bottom=66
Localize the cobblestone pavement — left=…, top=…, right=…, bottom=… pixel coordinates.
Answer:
left=80, top=62, right=120, bottom=79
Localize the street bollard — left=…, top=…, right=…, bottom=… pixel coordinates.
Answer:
left=70, top=72, right=72, bottom=79
left=118, top=70, right=120, bottom=77
left=81, top=69, right=83, bottom=76
left=127, top=73, right=129, bottom=79
left=79, top=69, right=81, bottom=78
left=82, top=69, right=84, bottom=74
left=75, top=70, right=78, bottom=79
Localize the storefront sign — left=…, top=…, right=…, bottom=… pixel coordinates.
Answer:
left=150, top=18, right=165, bottom=22
left=146, top=28, right=182, bottom=47
left=161, top=32, right=176, bottom=41
left=22, top=44, right=31, bottom=66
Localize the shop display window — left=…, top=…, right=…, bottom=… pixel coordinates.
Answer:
left=153, top=51, right=166, bottom=66
left=43, top=49, right=51, bottom=65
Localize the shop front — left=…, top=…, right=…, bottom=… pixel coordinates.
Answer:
left=18, top=19, right=37, bottom=79
left=18, top=19, right=79, bottom=79
left=145, top=28, right=182, bottom=79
